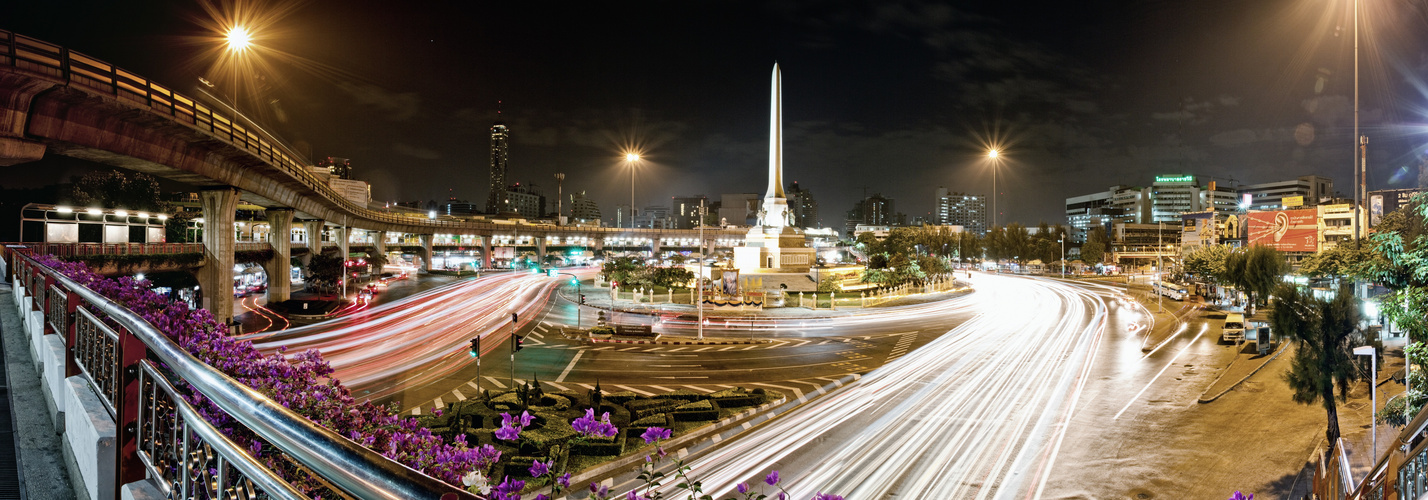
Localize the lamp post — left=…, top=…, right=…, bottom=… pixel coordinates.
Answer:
left=554, top=272, right=582, bottom=329
left=1157, top=221, right=1163, bottom=313
left=1060, top=236, right=1065, bottom=279
left=987, top=149, right=1001, bottom=228
left=625, top=153, right=640, bottom=228
left=1355, top=345, right=1377, bottom=459
left=223, top=25, right=252, bottom=111
left=698, top=199, right=706, bottom=340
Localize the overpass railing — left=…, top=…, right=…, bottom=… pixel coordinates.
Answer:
left=2, top=29, right=751, bottom=238
left=9, top=250, right=473, bottom=498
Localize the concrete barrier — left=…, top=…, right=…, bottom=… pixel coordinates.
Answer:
left=40, top=334, right=66, bottom=430
left=63, top=376, right=115, bottom=500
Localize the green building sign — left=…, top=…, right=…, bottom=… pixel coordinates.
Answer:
left=1155, top=174, right=1195, bottom=183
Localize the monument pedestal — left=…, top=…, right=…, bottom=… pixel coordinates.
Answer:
left=734, top=226, right=814, bottom=273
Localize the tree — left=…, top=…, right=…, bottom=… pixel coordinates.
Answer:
left=1362, top=192, right=1428, bottom=425
left=1275, top=283, right=1361, bottom=450
left=165, top=211, right=200, bottom=243
left=957, top=232, right=983, bottom=263
left=306, top=252, right=345, bottom=286
left=70, top=170, right=168, bottom=212
left=1296, top=243, right=1375, bottom=286
left=1242, top=245, right=1287, bottom=308
left=1081, top=226, right=1108, bottom=265
left=1183, top=244, right=1230, bottom=284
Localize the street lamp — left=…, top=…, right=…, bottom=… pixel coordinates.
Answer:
left=698, top=199, right=706, bottom=340
left=1355, top=345, right=1377, bottom=459
left=625, top=153, right=640, bottom=229
left=987, top=149, right=1001, bottom=228
left=223, top=25, right=253, bottom=111
left=554, top=173, right=565, bottom=225
left=1060, top=237, right=1065, bottom=279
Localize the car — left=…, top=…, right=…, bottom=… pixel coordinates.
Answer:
left=1221, top=313, right=1246, bottom=343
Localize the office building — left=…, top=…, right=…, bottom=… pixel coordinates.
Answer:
left=787, top=182, right=820, bottom=228
left=671, top=195, right=708, bottom=229
left=933, top=187, right=987, bottom=235
left=1238, top=175, right=1333, bottom=212
left=317, top=157, right=353, bottom=180
left=505, top=183, right=544, bottom=219
left=569, top=191, right=601, bottom=223
left=718, top=193, right=760, bottom=226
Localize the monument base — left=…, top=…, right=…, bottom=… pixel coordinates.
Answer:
left=733, top=225, right=815, bottom=273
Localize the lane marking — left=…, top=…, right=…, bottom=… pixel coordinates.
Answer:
left=483, top=376, right=507, bottom=389
left=451, top=388, right=466, bottom=401
left=547, top=381, right=569, bottom=391
left=1114, top=325, right=1209, bottom=420
left=614, top=384, right=656, bottom=396
left=556, top=351, right=585, bottom=382
left=433, top=396, right=445, bottom=410
left=683, top=385, right=711, bottom=392
left=647, top=385, right=673, bottom=392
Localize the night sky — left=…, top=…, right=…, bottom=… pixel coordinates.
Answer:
left=5, top=0, right=1428, bottom=227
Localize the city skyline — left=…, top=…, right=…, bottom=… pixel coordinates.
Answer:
left=3, top=0, right=1427, bottom=228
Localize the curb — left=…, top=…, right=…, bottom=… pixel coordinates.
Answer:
left=1197, top=341, right=1291, bottom=403
left=585, top=337, right=772, bottom=345
left=535, top=373, right=863, bottom=498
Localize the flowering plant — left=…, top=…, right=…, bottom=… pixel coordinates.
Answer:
left=32, top=255, right=497, bottom=493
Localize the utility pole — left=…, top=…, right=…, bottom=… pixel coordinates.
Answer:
left=555, top=173, right=565, bottom=225
left=698, top=199, right=706, bottom=340
left=509, top=310, right=518, bottom=388
left=1157, top=221, right=1163, bottom=313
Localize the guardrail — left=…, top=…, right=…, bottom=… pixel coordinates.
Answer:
left=10, top=250, right=473, bottom=498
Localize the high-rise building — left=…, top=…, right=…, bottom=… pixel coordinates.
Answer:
left=569, top=191, right=601, bottom=223
left=671, top=195, right=708, bottom=229
left=1150, top=174, right=1203, bottom=222
left=485, top=112, right=510, bottom=214
left=317, top=157, right=353, bottom=180
left=933, top=187, right=987, bottom=235
left=844, top=193, right=895, bottom=238
left=787, top=182, right=819, bottom=228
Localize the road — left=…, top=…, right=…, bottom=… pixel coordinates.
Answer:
left=630, top=272, right=1109, bottom=499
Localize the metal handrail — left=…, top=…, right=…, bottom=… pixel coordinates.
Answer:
left=21, top=252, right=474, bottom=499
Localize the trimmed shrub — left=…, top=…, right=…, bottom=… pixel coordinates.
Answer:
left=626, top=399, right=681, bottom=421
left=653, top=389, right=707, bottom=402
left=672, top=399, right=719, bottom=422
left=603, top=391, right=638, bottom=405
left=570, top=429, right=626, bottom=456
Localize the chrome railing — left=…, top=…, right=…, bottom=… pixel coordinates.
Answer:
left=136, top=360, right=306, bottom=500
left=15, top=251, right=474, bottom=498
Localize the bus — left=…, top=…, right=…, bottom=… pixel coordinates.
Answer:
left=1155, top=281, right=1189, bottom=301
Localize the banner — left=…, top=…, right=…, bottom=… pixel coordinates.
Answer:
left=1247, top=209, right=1317, bottom=252
left=721, top=269, right=740, bottom=296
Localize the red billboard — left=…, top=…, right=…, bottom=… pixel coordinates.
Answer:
left=1247, top=209, right=1318, bottom=252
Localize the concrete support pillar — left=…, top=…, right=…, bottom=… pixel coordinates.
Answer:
left=196, top=188, right=238, bottom=325
left=0, top=76, right=54, bottom=166
left=593, top=237, right=605, bottom=254
left=535, top=237, right=547, bottom=264
left=419, top=234, right=433, bottom=272
left=303, top=220, right=327, bottom=253
left=337, top=226, right=350, bottom=297
left=480, top=236, right=494, bottom=269
left=263, top=208, right=294, bottom=303
left=373, top=231, right=388, bottom=256
left=651, top=238, right=661, bottom=257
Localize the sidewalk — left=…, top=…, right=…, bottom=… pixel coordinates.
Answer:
left=0, top=283, right=75, bottom=499
left=563, top=279, right=973, bottom=321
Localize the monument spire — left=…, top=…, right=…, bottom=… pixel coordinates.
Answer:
left=767, top=63, right=786, bottom=200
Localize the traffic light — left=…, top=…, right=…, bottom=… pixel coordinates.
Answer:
left=579, top=294, right=586, bottom=304
left=512, top=334, right=525, bottom=352
left=547, top=269, right=558, bottom=277
left=469, top=337, right=480, bottom=358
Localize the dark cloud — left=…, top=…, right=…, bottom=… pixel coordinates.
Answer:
left=335, top=82, right=420, bottom=121
left=392, top=143, right=441, bottom=160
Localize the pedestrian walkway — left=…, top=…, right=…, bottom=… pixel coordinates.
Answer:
left=0, top=283, right=75, bottom=499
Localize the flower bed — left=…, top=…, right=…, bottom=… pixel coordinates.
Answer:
left=33, top=255, right=497, bottom=495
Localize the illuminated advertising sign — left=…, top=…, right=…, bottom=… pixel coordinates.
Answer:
left=1241, top=193, right=1252, bottom=206
left=1247, top=209, right=1317, bottom=252
left=1155, top=174, right=1195, bottom=183
left=1281, top=196, right=1303, bottom=208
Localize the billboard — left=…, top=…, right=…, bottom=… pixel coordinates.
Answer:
left=1281, top=195, right=1303, bottom=208
left=1247, top=209, right=1317, bottom=252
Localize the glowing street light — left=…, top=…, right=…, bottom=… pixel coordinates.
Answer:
left=225, top=26, right=253, bottom=53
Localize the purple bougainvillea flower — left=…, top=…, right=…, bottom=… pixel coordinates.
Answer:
left=736, top=483, right=748, bottom=494
left=813, top=494, right=843, bottom=500
left=529, top=459, right=552, bottom=478
left=640, top=426, right=672, bottom=444
left=764, top=470, right=780, bottom=486
left=557, top=472, right=571, bottom=489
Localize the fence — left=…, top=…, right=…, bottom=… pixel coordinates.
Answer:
left=8, top=249, right=472, bottom=498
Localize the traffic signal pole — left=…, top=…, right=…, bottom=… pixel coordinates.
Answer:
left=510, top=312, right=518, bottom=389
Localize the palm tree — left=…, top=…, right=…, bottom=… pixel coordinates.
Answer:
left=1274, top=283, right=1361, bottom=451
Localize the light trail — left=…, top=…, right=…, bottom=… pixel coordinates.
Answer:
left=639, top=273, right=1108, bottom=499
left=1112, top=323, right=1209, bottom=420
left=242, top=269, right=597, bottom=400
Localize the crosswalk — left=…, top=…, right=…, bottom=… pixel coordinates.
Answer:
left=403, top=374, right=861, bottom=415
left=886, top=332, right=918, bottom=363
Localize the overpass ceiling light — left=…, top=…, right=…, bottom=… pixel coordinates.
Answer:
left=158, top=215, right=168, bottom=221
left=86, top=208, right=102, bottom=215
left=137, top=212, right=149, bottom=218
left=115, top=210, right=129, bottom=217
left=56, top=207, right=72, bottom=213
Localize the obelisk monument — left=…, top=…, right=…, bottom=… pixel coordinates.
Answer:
left=734, top=63, right=813, bottom=274
left=761, top=63, right=790, bottom=228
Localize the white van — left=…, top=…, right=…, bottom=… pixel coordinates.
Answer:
left=1221, top=313, right=1246, bottom=342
